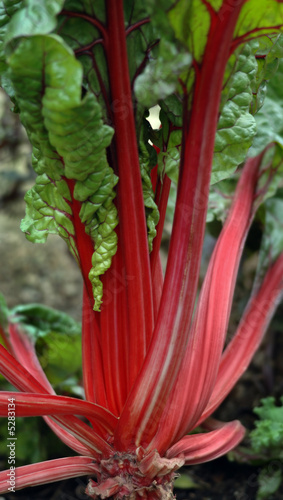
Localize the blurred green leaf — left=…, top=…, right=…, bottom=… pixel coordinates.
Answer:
left=10, top=303, right=82, bottom=388
left=174, top=473, right=199, bottom=490
left=257, top=468, right=282, bottom=500
left=251, top=397, right=283, bottom=453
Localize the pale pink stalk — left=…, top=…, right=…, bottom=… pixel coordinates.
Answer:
left=0, top=457, right=99, bottom=491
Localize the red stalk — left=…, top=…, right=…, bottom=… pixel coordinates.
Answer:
left=0, top=392, right=117, bottom=432
left=82, top=286, right=107, bottom=407
left=150, top=173, right=171, bottom=279
left=8, top=323, right=55, bottom=394
left=42, top=418, right=93, bottom=457
left=166, top=420, right=245, bottom=465
left=197, top=252, right=283, bottom=425
left=114, top=0, right=246, bottom=451
left=151, top=254, right=164, bottom=322
left=0, top=457, right=99, bottom=493
left=104, top=0, right=154, bottom=388
left=100, top=237, right=129, bottom=415
left=149, top=155, right=261, bottom=454
left=150, top=174, right=171, bottom=320
left=0, top=343, right=89, bottom=455
left=0, top=343, right=112, bottom=457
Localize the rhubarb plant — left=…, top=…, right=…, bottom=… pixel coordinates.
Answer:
left=0, top=1, right=283, bottom=499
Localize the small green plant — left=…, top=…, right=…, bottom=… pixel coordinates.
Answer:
left=251, top=397, right=283, bottom=499
left=229, top=397, right=283, bottom=499
left=0, top=294, right=83, bottom=464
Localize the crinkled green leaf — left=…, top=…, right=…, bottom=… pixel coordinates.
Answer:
left=134, top=39, right=191, bottom=108
left=4, top=0, right=64, bottom=47
left=212, top=43, right=257, bottom=183
left=207, top=35, right=283, bottom=223
left=7, top=34, right=117, bottom=310
left=250, top=35, right=283, bottom=115
left=251, top=96, right=283, bottom=156
left=250, top=54, right=283, bottom=157
left=0, top=0, right=22, bottom=77
left=207, top=179, right=236, bottom=223
left=157, top=3, right=283, bottom=185
left=55, top=9, right=110, bottom=118
left=43, top=90, right=118, bottom=312
left=159, top=43, right=258, bottom=187
left=251, top=397, right=283, bottom=453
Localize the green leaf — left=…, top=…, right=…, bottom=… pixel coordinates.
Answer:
left=7, top=34, right=117, bottom=310
left=235, top=0, right=283, bottom=40
left=174, top=473, right=199, bottom=490
left=157, top=122, right=181, bottom=185
left=0, top=0, right=22, bottom=73
left=168, top=0, right=210, bottom=64
left=250, top=54, right=283, bottom=157
left=10, top=303, right=81, bottom=337
left=207, top=178, right=236, bottom=223
left=250, top=35, right=283, bottom=115
left=159, top=43, right=258, bottom=188
left=36, top=329, right=82, bottom=386
left=4, top=0, right=64, bottom=46
left=55, top=9, right=110, bottom=119
left=212, top=43, right=257, bottom=183
left=63, top=0, right=106, bottom=21
left=250, top=397, right=283, bottom=453
left=159, top=94, right=183, bottom=128
left=257, top=467, right=282, bottom=500
left=10, top=303, right=82, bottom=386
left=139, top=137, right=160, bottom=252
left=134, top=39, right=191, bottom=108
left=256, top=192, right=283, bottom=282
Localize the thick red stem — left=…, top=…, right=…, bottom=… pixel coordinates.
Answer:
left=150, top=174, right=171, bottom=280
left=151, top=156, right=260, bottom=454
left=100, top=236, right=129, bottom=415
left=104, top=0, right=154, bottom=388
left=82, top=287, right=107, bottom=407
left=197, top=252, right=283, bottom=425
left=114, top=0, right=247, bottom=451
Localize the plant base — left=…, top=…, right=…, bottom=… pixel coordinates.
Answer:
left=86, top=448, right=184, bottom=499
